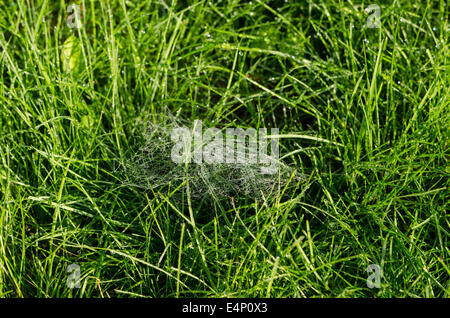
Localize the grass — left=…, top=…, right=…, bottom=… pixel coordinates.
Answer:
left=0, top=0, right=448, bottom=298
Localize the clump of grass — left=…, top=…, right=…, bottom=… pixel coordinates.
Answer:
left=0, top=0, right=448, bottom=298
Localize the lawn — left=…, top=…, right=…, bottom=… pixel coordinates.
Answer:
left=0, top=0, right=448, bottom=298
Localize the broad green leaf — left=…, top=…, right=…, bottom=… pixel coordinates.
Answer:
left=62, top=35, right=83, bottom=75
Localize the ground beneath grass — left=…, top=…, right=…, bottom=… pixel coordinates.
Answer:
left=0, top=0, right=448, bottom=297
